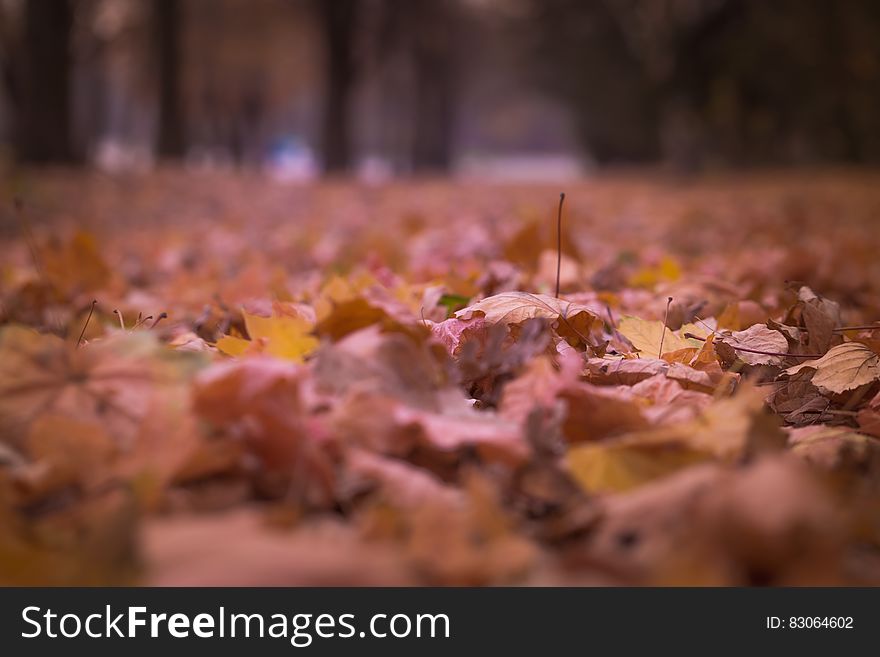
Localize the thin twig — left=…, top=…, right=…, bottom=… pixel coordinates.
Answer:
left=658, top=296, right=672, bottom=358
left=555, top=192, right=565, bottom=298
left=76, top=300, right=97, bottom=348
left=834, top=324, right=880, bottom=333
left=683, top=332, right=822, bottom=358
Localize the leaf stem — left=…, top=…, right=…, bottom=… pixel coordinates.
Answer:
left=683, top=332, right=822, bottom=358
left=76, top=300, right=97, bottom=348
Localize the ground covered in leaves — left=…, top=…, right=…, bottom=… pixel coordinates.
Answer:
left=2, top=170, right=880, bottom=585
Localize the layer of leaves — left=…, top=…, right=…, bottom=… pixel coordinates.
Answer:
left=2, top=174, right=880, bottom=586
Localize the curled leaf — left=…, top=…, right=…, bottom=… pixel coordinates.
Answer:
left=716, top=323, right=789, bottom=366
left=785, top=342, right=880, bottom=394
left=455, top=292, right=601, bottom=348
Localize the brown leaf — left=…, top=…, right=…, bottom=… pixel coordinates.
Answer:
left=584, top=357, right=668, bottom=386
left=716, top=323, right=789, bottom=366
left=455, top=292, right=602, bottom=349
left=786, top=342, right=880, bottom=394
left=857, top=389, right=880, bottom=438
left=560, top=383, right=650, bottom=444
left=192, top=358, right=335, bottom=505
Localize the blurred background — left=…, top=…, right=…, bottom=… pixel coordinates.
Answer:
left=2, top=0, right=880, bottom=179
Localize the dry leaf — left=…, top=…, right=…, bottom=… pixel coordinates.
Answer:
left=617, top=316, right=703, bottom=357
left=455, top=292, right=601, bottom=348
left=716, top=323, right=789, bottom=366
left=216, top=308, right=318, bottom=362
left=786, top=342, right=880, bottom=394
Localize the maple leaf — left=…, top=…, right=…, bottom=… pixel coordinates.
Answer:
left=312, top=273, right=376, bottom=320
left=314, top=285, right=425, bottom=340
left=216, top=308, right=318, bottom=362
left=0, top=325, right=204, bottom=451
left=455, top=291, right=601, bottom=349
left=785, top=342, right=880, bottom=394
left=431, top=316, right=488, bottom=355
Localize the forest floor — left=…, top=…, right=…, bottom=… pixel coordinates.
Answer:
left=1, top=169, right=880, bottom=585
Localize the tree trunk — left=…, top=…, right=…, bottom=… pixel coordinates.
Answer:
left=317, top=0, right=359, bottom=174
left=155, top=0, right=184, bottom=159
left=16, top=0, right=75, bottom=164
left=411, top=1, right=457, bottom=173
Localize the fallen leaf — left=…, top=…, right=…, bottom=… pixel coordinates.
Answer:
left=585, top=356, right=668, bottom=385
left=716, top=323, right=789, bottom=366
left=217, top=308, right=318, bottom=362
left=786, top=342, right=880, bottom=394
left=0, top=325, right=204, bottom=451
left=41, top=231, right=112, bottom=298
left=617, top=316, right=702, bottom=357
left=566, top=441, right=709, bottom=493
left=455, top=292, right=601, bottom=348
left=560, top=383, right=649, bottom=443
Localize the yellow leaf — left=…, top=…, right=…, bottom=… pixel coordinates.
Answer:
left=215, top=335, right=250, bottom=357
left=618, top=316, right=701, bottom=357
left=314, top=286, right=423, bottom=341
left=628, top=256, right=681, bottom=288
left=314, top=273, right=379, bottom=322
left=566, top=442, right=708, bottom=493
left=217, top=311, right=318, bottom=362
left=565, top=385, right=785, bottom=493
